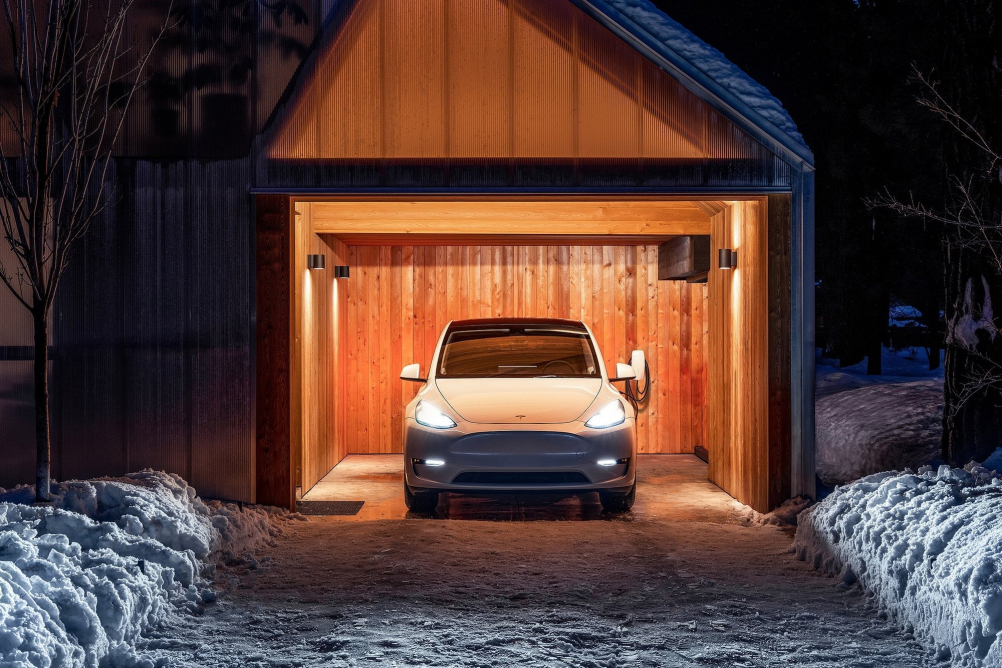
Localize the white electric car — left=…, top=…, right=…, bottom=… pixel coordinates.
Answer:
left=400, top=318, right=643, bottom=513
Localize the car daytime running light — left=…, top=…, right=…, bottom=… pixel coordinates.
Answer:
left=415, top=401, right=457, bottom=429
left=413, top=458, right=446, bottom=467
left=585, top=401, right=626, bottom=429
left=597, top=458, right=629, bottom=467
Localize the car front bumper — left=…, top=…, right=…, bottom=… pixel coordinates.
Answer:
left=403, top=418, right=637, bottom=493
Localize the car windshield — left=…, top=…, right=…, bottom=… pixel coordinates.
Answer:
left=437, top=325, right=600, bottom=378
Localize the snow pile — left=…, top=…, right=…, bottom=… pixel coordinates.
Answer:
left=794, top=463, right=1002, bottom=667
left=733, top=496, right=813, bottom=527
left=605, top=0, right=805, bottom=146
left=0, top=471, right=287, bottom=667
left=815, top=348, right=945, bottom=486
left=816, top=379, right=944, bottom=485
left=984, top=448, right=1002, bottom=472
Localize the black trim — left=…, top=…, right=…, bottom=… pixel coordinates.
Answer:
left=452, top=471, right=591, bottom=485
left=0, top=346, right=53, bottom=362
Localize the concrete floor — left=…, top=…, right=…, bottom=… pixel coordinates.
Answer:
left=301, top=453, right=731, bottom=522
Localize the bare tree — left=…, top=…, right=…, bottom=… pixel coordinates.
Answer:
left=873, top=67, right=1002, bottom=464
left=0, top=0, right=166, bottom=501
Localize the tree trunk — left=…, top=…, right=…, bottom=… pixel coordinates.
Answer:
left=33, top=304, right=50, bottom=502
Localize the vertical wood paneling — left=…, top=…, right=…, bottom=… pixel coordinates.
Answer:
left=298, top=207, right=349, bottom=495
left=708, top=200, right=772, bottom=511
left=341, top=244, right=707, bottom=455
left=269, top=0, right=764, bottom=165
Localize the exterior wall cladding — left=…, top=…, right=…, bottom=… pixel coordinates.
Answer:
left=0, top=0, right=800, bottom=502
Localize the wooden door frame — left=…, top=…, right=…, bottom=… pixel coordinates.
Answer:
left=254, top=193, right=792, bottom=511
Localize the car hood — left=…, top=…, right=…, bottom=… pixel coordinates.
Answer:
left=435, top=378, right=603, bottom=424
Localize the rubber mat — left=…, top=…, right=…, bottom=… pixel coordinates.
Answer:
left=296, top=500, right=365, bottom=516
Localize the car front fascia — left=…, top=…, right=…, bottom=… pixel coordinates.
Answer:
left=403, top=413, right=637, bottom=493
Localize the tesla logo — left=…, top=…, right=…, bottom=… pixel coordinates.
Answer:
left=515, top=415, right=526, bottom=420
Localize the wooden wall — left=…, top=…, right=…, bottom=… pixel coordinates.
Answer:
left=336, top=244, right=708, bottom=457
left=705, top=198, right=773, bottom=512
left=295, top=208, right=351, bottom=493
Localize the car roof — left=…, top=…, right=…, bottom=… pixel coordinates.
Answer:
left=447, top=318, right=588, bottom=330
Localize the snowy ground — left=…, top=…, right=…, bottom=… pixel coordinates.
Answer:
left=142, top=457, right=936, bottom=668
left=816, top=347, right=945, bottom=486
left=0, top=472, right=287, bottom=667
left=796, top=461, right=1002, bottom=668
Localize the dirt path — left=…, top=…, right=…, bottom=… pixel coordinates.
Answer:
left=148, top=457, right=934, bottom=667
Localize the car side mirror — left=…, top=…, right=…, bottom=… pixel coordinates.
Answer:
left=611, top=362, right=636, bottom=381
left=400, top=363, right=427, bottom=382
left=630, top=350, right=646, bottom=383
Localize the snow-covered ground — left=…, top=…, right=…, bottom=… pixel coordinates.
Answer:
left=0, top=472, right=289, bottom=667
left=136, top=457, right=936, bottom=667
left=795, top=460, right=1002, bottom=668
left=816, top=347, right=945, bottom=486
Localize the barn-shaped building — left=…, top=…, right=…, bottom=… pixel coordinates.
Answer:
left=0, top=0, right=814, bottom=512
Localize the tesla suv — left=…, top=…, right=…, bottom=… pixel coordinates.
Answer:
left=399, top=318, right=643, bottom=513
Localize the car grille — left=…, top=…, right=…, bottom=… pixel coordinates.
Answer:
left=451, top=471, right=590, bottom=485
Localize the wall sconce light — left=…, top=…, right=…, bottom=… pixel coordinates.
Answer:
left=333, top=265, right=350, bottom=279
left=307, top=254, right=326, bottom=270
left=718, top=248, right=737, bottom=270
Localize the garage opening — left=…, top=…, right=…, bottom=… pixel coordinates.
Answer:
left=280, top=196, right=785, bottom=514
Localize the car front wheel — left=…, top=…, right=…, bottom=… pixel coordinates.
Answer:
left=404, top=484, right=440, bottom=512
left=599, top=483, right=636, bottom=513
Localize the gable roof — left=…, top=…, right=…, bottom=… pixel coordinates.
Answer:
left=577, top=0, right=813, bottom=165
left=262, top=0, right=813, bottom=168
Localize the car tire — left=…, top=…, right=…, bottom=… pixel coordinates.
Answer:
left=404, top=484, right=439, bottom=512
left=599, top=483, right=636, bottom=513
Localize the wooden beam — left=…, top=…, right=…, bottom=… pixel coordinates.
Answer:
left=331, top=233, right=707, bottom=246
left=311, top=200, right=711, bottom=237
left=768, top=194, right=793, bottom=509
left=255, top=195, right=295, bottom=509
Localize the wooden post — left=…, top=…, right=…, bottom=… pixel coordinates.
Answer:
left=255, top=195, right=295, bottom=509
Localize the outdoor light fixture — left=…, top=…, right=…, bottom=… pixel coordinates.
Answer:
left=307, top=254, right=326, bottom=270
left=333, top=265, right=350, bottom=279
left=718, top=248, right=738, bottom=270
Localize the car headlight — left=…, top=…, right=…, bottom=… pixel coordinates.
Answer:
left=585, top=400, right=626, bottom=429
left=415, top=401, right=457, bottom=429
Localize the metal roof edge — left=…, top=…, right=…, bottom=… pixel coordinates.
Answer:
left=569, top=0, right=815, bottom=167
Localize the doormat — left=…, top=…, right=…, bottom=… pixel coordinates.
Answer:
left=296, top=500, right=365, bottom=516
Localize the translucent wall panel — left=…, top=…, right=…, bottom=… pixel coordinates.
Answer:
left=268, top=0, right=770, bottom=163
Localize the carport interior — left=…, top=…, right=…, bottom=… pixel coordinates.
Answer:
left=284, top=196, right=789, bottom=512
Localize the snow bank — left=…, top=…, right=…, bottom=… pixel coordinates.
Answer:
left=816, top=379, right=943, bottom=486
left=0, top=471, right=287, bottom=667
left=794, top=463, right=1002, bottom=667
left=605, top=0, right=805, bottom=146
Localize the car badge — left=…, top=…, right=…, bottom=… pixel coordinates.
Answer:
left=515, top=415, right=526, bottom=420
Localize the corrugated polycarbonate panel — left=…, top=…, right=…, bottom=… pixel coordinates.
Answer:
left=50, top=159, right=254, bottom=501
left=0, top=201, right=41, bottom=488
left=447, top=0, right=512, bottom=158
left=384, top=0, right=447, bottom=158
left=262, top=0, right=786, bottom=187
left=512, top=0, right=576, bottom=157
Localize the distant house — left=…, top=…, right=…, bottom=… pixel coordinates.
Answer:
left=0, top=0, right=814, bottom=513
